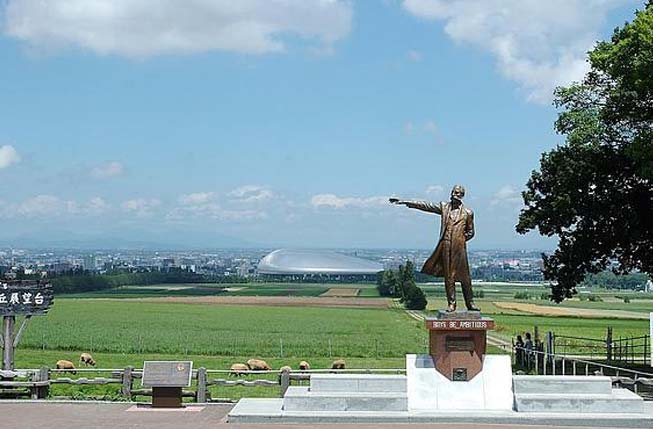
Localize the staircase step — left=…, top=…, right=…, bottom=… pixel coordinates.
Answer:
left=515, top=389, right=643, bottom=413
left=513, top=375, right=612, bottom=395
left=283, top=386, right=408, bottom=412
left=310, top=374, right=406, bottom=392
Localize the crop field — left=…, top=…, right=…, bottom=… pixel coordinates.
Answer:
left=61, top=282, right=381, bottom=299
left=14, top=281, right=652, bottom=399
left=18, top=300, right=426, bottom=361
left=493, top=301, right=649, bottom=319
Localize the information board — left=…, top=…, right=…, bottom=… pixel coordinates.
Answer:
left=142, top=361, right=193, bottom=387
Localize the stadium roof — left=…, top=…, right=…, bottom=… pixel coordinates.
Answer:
left=257, top=249, right=383, bottom=275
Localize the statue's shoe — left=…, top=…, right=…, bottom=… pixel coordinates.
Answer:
left=466, top=302, right=480, bottom=311
left=446, top=304, right=456, bottom=312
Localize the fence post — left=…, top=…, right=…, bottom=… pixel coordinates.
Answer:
left=122, top=366, right=134, bottom=399
left=31, top=366, right=49, bottom=399
left=280, top=368, right=290, bottom=396
left=545, top=332, right=553, bottom=363
left=606, top=327, right=613, bottom=362
left=196, top=367, right=207, bottom=403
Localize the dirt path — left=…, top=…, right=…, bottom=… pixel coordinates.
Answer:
left=98, top=295, right=390, bottom=308
left=493, top=302, right=649, bottom=319
left=320, top=288, right=360, bottom=297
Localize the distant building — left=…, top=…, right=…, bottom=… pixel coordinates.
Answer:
left=257, top=249, right=383, bottom=282
left=82, top=255, right=96, bottom=271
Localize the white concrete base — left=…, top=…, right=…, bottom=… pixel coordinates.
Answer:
left=513, top=375, right=644, bottom=413
left=228, top=398, right=653, bottom=427
left=406, top=354, right=513, bottom=411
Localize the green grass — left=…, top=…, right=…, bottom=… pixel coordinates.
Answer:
left=15, top=282, right=651, bottom=400
left=19, top=300, right=427, bottom=359
left=491, top=313, right=649, bottom=341
left=60, top=282, right=379, bottom=299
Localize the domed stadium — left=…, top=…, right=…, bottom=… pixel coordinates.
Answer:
left=257, top=249, right=383, bottom=281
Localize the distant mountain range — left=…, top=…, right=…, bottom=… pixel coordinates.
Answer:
left=0, top=230, right=258, bottom=250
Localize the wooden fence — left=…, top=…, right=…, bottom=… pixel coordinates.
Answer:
left=0, top=367, right=405, bottom=402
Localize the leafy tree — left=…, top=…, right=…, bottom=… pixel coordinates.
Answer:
left=397, top=261, right=416, bottom=302
left=404, top=284, right=428, bottom=310
left=517, top=2, right=653, bottom=302
left=377, top=270, right=398, bottom=297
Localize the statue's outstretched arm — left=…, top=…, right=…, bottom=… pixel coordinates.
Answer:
left=389, top=198, right=442, bottom=214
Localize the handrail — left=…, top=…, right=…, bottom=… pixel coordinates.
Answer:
left=514, top=345, right=653, bottom=377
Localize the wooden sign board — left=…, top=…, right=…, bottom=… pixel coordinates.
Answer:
left=426, top=319, right=494, bottom=330
left=0, top=281, right=54, bottom=316
left=142, top=361, right=193, bottom=387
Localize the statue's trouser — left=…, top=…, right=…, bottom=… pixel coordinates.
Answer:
left=441, top=240, right=474, bottom=309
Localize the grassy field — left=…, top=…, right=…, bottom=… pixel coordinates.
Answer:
left=60, top=282, right=381, bottom=299
left=18, top=300, right=427, bottom=360
left=13, top=281, right=651, bottom=400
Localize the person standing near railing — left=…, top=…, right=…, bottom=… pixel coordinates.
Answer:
left=524, top=332, right=534, bottom=371
left=515, top=335, right=525, bottom=368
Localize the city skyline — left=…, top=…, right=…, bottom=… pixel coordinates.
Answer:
left=0, top=1, right=642, bottom=250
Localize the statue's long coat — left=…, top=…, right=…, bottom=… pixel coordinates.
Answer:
left=405, top=201, right=475, bottom=281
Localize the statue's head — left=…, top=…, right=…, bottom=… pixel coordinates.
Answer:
left=451, top=185, right=465, bottom=202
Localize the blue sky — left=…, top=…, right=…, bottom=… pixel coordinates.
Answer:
left=0, top=0, right=643, bottom=249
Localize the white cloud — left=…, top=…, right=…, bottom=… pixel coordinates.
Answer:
left=311, top=193, right=387, bottom=209
left=91, top=161, right=124, bottom=179
left=4, top=0, right=353, bottom=57
left=86, top=197, right=110, bottom=214
left=423, top=120, right=437, bottom=136
left=121, top=198, right=161, bottom=217
left=228, top=185, right=274, bottom=203
left=407, top=49, right=422, bottom=62
left=0, top=145, right=20, bottom=169
left=179, top=192, right=215, bottom=205
left=3, top=195, right=110, bottom=217
left=167, top=204, right=267, bottom=222
left=491, top=185, right=522, bottom=207
left=402, top=0, right=629, bottom=103
left=425, top=185, right=444, bottom=195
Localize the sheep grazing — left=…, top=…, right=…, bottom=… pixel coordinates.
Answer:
left=279, top=365, right=292, bottom=373
left=298, top=360, right=310, bottom=371
left=331, top=359, right=346, bottom=370
left=230, top=363, right=249, bottom=377
left=246, top=358, right=272, bottom=371
left=56, top=360, right=77, bottom=375
left=79, top=352, right=96, bottom=367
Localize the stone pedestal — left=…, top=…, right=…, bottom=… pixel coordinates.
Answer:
left=425, top=310, right=494, bottom=381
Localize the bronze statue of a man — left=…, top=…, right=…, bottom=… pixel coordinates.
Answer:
left=390, top=185, right=479, bottom=312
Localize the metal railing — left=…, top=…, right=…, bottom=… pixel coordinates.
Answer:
left=513, top=345, right=653, bottom=399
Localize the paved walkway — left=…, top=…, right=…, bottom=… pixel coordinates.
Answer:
left=1, top=401, right=649, bottom=429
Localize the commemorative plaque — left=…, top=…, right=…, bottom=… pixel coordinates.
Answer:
left=425, top=310, right=494, bottom=381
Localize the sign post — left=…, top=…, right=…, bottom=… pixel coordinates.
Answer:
left=0, top=280, right=54, bottom=371
left=142, top=361, right=193, bottom=408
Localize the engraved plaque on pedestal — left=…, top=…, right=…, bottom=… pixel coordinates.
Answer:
left=425, top=311, right=494, bottom=381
